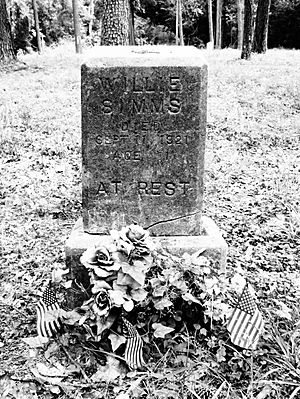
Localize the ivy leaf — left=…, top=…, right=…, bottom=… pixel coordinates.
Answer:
left=130, top=288, right=148, bottom=302
left=153, top=285, right=167, bottom=297
left=152, top=323, right=175, bottom=338
left=182, top=292, right=201, bottom=304
left=154, top=297, right=173, bottom=310
left=122, top=263, right=145, bottom=286
left=117, top=271, right=141, bottom=289
left=62, top=309, right=82, bottom=325
left=109, top=333, right=126, bottom=351
left=96, top=313, right=117, bottom=336
left=172, top=279, right=188, bottom=292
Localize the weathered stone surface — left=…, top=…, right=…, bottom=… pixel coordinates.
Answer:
left=81, top=46, right=207, bottom=235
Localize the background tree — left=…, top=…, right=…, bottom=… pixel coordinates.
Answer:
left=268, top=0, right=300, bottom=49
left=72, top=0, right=82, bottom=53
left=241, top=0, right=254, bottom=59
left=175, top=0, right=184, bottom=45
left=101, top=0, right=133, bottom=45
left=215, top=0, right=223, bottom=48
left=236, top=0, right=244, bottom=49
left=32, top=0, right=42, bottom=53
left=0, top=0, right=15, bottom=60
left=207, top=0, right=214, bottom=44
left=253, top=0, right=271, bottom=53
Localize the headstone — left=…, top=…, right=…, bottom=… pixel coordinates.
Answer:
left=81, top=46, right=207, bottom=236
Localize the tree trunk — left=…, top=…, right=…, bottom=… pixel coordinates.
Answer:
left=208, top=0, right=214, bottom=45
left=253, top=0, right=271, bottom=53
left=32, top=0, right=42, bottom=53
left=175, top=0, right=179, bottom=45
left=237, top=0, right=244, bottom=50
left=72, top=0, right=82, bottom=53
left=0, top=0, right=15, bottom=61
left=241, top=0, right=254, bottom=59
left=101, top=0, right=132, bottom=45
left=215, top=0, right=223, bottom=49
left=128, top=0, right=135, bottom=45
left=88, top=0, right=94, bottom=36
left=178, top=0, right=184, bottom=45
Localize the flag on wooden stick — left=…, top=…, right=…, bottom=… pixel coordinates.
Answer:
left=227, top=283, right=264, bottom=350
left=122, top=317, right=145, bottom=370
left=36, top=283, right=62, bottom=338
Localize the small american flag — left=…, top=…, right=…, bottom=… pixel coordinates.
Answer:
left=122, top=317, right=145, bottom=370
left=227, top=283, right=264, bottom=350
left=36, top=284, right=62, bottom=338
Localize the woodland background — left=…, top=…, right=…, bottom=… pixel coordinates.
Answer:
left=5, top=0, right=300, bottom=57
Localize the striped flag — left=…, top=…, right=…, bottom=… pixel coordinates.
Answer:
left=227, top=283, right=264, bottom=350
left=36, top=284, right=62, bottom=338
left=122, top=317, right=145, bottom=370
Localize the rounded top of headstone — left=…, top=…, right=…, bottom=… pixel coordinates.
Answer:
left=82, top=46, right=207, bottom=68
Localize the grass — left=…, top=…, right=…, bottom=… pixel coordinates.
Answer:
left=0, top=42, right=300, bottom=398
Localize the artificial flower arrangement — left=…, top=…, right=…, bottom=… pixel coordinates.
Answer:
left=35, top=224, right=264, bottom=373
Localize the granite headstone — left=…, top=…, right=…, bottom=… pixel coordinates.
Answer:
left=81, top=46, right=207, bottom=235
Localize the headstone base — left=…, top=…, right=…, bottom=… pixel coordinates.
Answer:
left=64, top=217, right=227, bottom=307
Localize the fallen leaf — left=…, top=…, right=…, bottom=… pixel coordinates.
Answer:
left=91, top=357, right=124, bottom=382
left=36, top=362, right=66, bottom=378
left=22, top=336, right=49, bottom=348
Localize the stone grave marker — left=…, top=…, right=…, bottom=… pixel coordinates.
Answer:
left=66, top=47, right=227, bottom=305
left=81, top=46, right=207, bottom=236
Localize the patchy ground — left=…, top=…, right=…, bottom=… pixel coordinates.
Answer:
left=0, top=43, right=299, bottom=398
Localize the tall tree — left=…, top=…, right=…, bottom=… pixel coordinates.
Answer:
left=101, top=0, right=132, bottom=45
left=253, top=0, right=271, bottom=53
left=0, top=0, right=15, bottom=60
left=215, top=0, right=223, bottom=48
left=208, top=0, right=214, bottom=45
left=176, top=0, right=184, bottom=45
left=32, top=0, right=42, bottom=53
left=241, top=0, right=254, bottom=59
left=72, top=0, right=82, bottom=53
left=88, top=0, right=95, bottom=36
left=236, top=0, right=244, bottom=50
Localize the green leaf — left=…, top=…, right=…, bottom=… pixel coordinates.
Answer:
left=122, top=263, right=145, bottom=286
left=62, top=309, right=82, bottom=325
left=109, top=333, right=126, bottom=351
left=117, top=271, right=141, bottom=289
left=182, top=292, right=201, bottom=304
left=130, top=288, right=148, bottom=302
left=154, top=297, right=173, bottom=310
left=152, top=323, right=175, bottom=338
